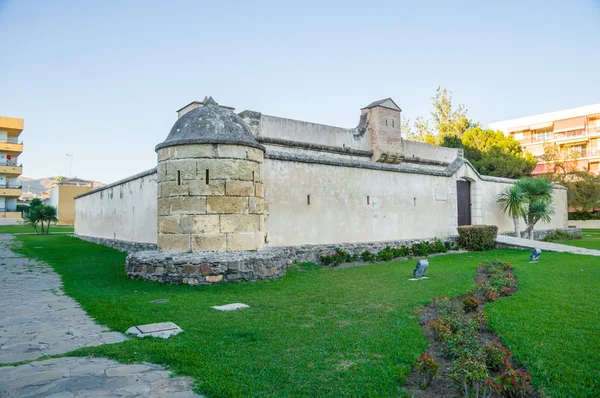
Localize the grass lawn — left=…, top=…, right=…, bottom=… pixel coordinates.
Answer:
left=0, top=224, right=74, bottom=234
left=10, top=235, right=600, bottom=397
left=486, top=251, right=600, bottom=397
left=556, top=228, right=600, bottom=250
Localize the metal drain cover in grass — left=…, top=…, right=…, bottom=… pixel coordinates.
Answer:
left=212, top=303, right=249, bottom=311
left=126, top=322, right=182, bottom=339
left=150, top=299, right=169, bottom=303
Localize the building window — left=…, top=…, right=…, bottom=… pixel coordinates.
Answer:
left=534, top=129, right=554, bottom=142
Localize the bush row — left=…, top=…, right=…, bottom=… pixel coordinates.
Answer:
left=568, top=210, right=600, bottom=220
left=541, top=229, right=582, bottom=242
left=319, top=238, right=457, bottom=266
left=419, top=260, right=531, bottom=397
left=457, top=225, right=498, bottom=251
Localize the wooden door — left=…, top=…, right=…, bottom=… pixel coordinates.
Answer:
left=457, top=180, right=471, bottom=226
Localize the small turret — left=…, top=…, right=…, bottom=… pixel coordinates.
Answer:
left=155, top=97, right=268, bottom=253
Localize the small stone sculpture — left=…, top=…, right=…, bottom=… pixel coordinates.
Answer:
left=413, top=259, right=429, bottom=279
left=529, top=248, right=542, bottom=262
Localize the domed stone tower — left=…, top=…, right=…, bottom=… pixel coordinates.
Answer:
left=155, top=97, right=268, bottom=253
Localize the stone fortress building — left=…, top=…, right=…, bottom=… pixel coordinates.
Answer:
left=75, top=96, right=568, bottom=284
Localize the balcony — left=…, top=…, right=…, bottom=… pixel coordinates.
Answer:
left=0, top=163, right=23, bottom=176
left=0, top=139, right=23, bottom=153
left=0, top=185, right=22, bottom=197
left=0, top=209, right=21, bottom=219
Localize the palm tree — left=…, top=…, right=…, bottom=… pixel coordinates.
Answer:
left=517, top=178, right=554, bottom=240
left=497, top=177, right=555, bottom=240
left=38, top=205, right=58, bottom=234
left=496, top=185, right=526, bottom=237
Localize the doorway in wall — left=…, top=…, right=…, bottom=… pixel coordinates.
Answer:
left=456, top=179, right=471, bottom=226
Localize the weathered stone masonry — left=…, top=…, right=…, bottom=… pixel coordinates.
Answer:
left=156, top=144, right=268, bottom=253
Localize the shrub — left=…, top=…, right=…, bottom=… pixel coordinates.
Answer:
left=431, top=238, right=449, bottom=253
left=496, top=364, right=531, bottom=398
left=568, top=210, right=600, bottom=220
left=443, top=322, right=480, bottom=359
left=391, top=245, right=410, bottom=258
left=457, top=225, right=498, bottom=251
left=360, top=250, right=376, bottom=262
left=412, top=241, right=433, bottom=257
left=474, top=311, right=487, bottom=329
left=485, top=290, right=500, bottom=302
left=541, top=229, right=582, bottom=242
left=462, top=296, right=482, bottom=313
left=416, top=353, right=439, bottom=389
left=320, top=253, right=343, bottom=266
left=376, top=246, right=394, bottom=262
left=428, top=318, right=452, bottom=341
left=449, top=355, right=497, bottom=398
left=484, top=341, right=512, bottom=371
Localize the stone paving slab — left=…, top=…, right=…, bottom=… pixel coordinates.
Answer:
left=496, top=235, right=600, bottom=256
left=0, top=356, right=203, bottom=397
left=0, top=234, right=202, bottom=397
left=0, top=235, right=126, bottom=364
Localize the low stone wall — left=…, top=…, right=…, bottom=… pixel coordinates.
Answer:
left=125, top=235, right=458, bottom=285
left=276, top=236, right=459, bottom=264
left=126, top=248, right=292, bottom=285
left=567, top=220, right=600, bottom=229
left=500, top=228, right=581, bottom=241
left=75, top=235, right=158, bottom=254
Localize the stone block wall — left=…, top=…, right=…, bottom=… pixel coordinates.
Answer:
left=157, top=143, right=268, bottom=252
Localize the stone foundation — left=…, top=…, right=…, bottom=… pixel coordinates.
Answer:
left=75, top=235, right=158, bottom=254
left=125, top=235, right=459, bottom=285
left=126, top=248, right=292, bottom=285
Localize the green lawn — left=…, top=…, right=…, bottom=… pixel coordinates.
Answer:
left=557, top=228, right=600, bottom=250
left=486, top=251, right=600, bottom=397
left=0, top=224, right=74, bottom=234
left=10, top=235, right=600, bottom=397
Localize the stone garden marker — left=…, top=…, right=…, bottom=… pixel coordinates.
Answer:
left=410, top=259, right=429, bottom=280
left=529, top=248, right=542, bottom=262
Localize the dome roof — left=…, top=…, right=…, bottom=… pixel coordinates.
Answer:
left=155, top=97, right=264, bottom=152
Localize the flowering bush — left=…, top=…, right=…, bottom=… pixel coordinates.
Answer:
left=416, top=353, right=439, bottom=389
left=484, top=341, right=512, bottom=371
left=497, top=364, right=531, bottom=397
left=474, top=311, right=488, bottom=328
left=428, top=317, right=453, bottom=341
left=449, top=355, right=498, bottom=398
left=431, top=237, right=449, bottom=253
left=462, top=296, right=482, bottom=313
left=485, top=290, right=500, bottom=302
left=411, top=241, right=433, bottom=257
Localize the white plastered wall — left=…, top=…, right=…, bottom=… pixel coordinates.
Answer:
left=74, top=171, right=158, bottom=243
left=263, top=158, right=568, bottom=247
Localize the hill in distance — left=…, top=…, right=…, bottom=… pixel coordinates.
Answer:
left=18, top=176, right=104, bottom=195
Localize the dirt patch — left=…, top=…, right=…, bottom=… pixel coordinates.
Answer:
left=402, top=262, right=538, bottom=397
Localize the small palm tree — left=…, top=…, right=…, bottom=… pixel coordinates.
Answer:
left=38, top=205, right=58, bottom=234
left=497, top=177, right=555, bottom=240
left=517, top=178, right=554, bottom=240
left=496, top=185, right=526, bottom=237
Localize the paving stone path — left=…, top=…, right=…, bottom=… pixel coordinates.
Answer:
left=496, top=234, right=600, bottom=256
left=0, top=357, right=199, bottom=397
left=0, top=235, right=202, bottom=397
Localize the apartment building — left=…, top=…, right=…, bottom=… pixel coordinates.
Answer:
left=0, top=116, right=23, bottom=219
left=47, top=178, right=94, bottom=225
left=489, top=104, right=600, bottom=175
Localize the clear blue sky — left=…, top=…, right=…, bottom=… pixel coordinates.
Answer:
left=1, top=0, right=599, bottom=183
